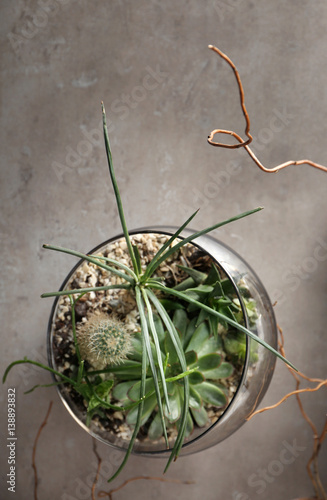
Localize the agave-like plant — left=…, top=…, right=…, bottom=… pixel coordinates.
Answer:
left=3, top=103, right=296, bottom=482
left=110, top=261, right=260, bottom=441
left=112, top=315, right=234, bottom=441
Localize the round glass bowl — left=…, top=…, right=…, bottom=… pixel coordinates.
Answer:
left=47, top=227, right=277, bottom=457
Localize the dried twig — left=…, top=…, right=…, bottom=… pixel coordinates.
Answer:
left=208, top=45, right=327, bottom=174
left=32, top=401, right=53, bottom=500
left=247, top=381, right=327, bottom=419
left=91, top=438, right=102, bottom=500
left=97, top=475, right=195, bottom=499
left=247, top=326, right=327, bottom=499
left=207, top=45, right=253, bottom=149
left=91, top=438, right=194, bottom=499
left=279, top=328, right=327, bottom=500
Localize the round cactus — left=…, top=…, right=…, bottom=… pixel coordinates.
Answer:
left=77, top=312, right=132, bottom=369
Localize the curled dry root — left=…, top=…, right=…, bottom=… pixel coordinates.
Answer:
left=32, top=401, right=53, bottom=500
left=247, top=326, right=327, bottom=500
left=208, top=45, right=327, bottom=174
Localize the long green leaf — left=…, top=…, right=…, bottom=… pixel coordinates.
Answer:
left=41, top=283, right=130, bottom=299
left=24, top=381, right=63, bottom=394
left=146, top=207, right=263, bottom=276
left=147, top=289, right=189, bottom=470
left=2, top=359, right=78, bottom=386
left=143, top=289, right=171, bottom=423
left=69, top=295, right=82, bottom=366
left=136, top=287, right=169, bottom=448
left=142, top=209, right=199, bottom=281
left=150, top=283, right=297, bottom=371
left=42, top=244, right=135, bottom=284
left=107, top=316, right=147, bottom=482
left=133, top=245, right=142, bottom=275
left=90, top=367, right=198, bottom=416
left=165, top=367, right=198, bottom=383
left=88, top=254, right=138, bottom=280
left=102, top=103, right=139, bottom=276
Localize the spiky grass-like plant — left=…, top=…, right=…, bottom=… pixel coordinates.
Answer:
left=3, top=103, right=296, bottom=482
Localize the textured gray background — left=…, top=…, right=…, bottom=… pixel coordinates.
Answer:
left=1, top=1, right=327, bottom=499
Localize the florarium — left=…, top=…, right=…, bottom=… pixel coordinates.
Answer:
left=3, top=102, right=294, bottom=482
left=8, top=45, right=325, bottom=485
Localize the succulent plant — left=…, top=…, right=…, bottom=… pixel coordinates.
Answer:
left=3, top=104, right=295, bottom=482
left=112, top=316, right=233, bottom=439
left=108, top=262, right=256, bottom=441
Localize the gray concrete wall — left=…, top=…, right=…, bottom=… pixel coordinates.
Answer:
left=1, top=1, right=326, bottom=499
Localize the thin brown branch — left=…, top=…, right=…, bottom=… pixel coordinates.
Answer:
left=32, top=401, right=53, bottom=500
left=91, top=438, right=102, bottom=500
left=291, top=369, right=324, bottom=384
left=208, top=45, right=252, bottom=149
left=208, top=45, right=327, bottom=174
left=313, top=419, right=327, bottom=499
left=248, top=325, right=327, bottom=499
left=278, top=330, right=321, bottom=496
left=91, top=439, right=194, bottom=500
left=243, top=147, right=327, bottom=174
left=278, top=334, right=324, bottom=385
left=318, top=419, right=327, bottom=447
left=279, top=327, right=327, bottom=500
left=311, top=418, right=327, bottom=500
left=97, top=475, right=195, bottom=499
left=246, top=381, right=327, bottom=421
